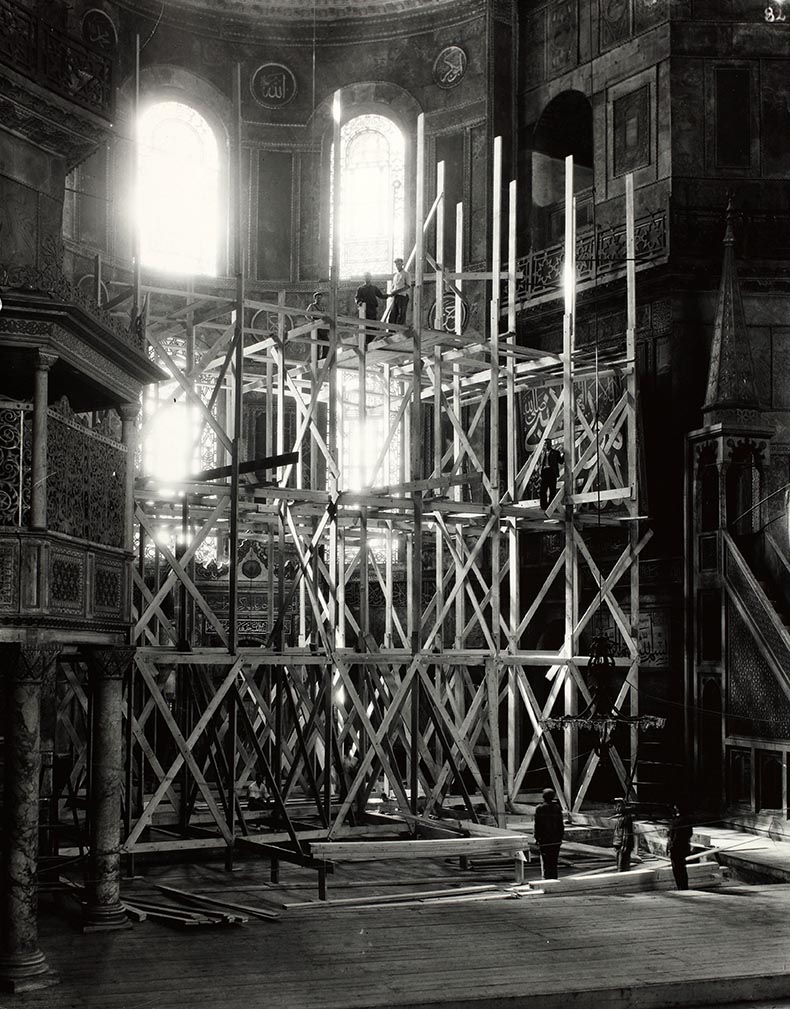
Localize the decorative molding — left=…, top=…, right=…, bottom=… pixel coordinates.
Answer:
left=0, top=540, right=18, bottom=609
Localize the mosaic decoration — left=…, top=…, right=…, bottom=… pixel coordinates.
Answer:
left=250, top=63, right=297, bottom=109
left=613, top=85, right=651, bottom=177
left=432, top=46, right=467, bottom=89
left=547, top=0, right=577, bottom=75
left=600, top=0, right=631, bottom=50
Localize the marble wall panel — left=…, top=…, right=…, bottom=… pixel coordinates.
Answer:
left=771, top=328, right=790, bottom=410
left=761, top=60, right=790, bottom=177
left=613, top=84, right=651, bottom=176
left=671, top=58, right=704, bottom=174
left=257, top=150, right=294, bottom=282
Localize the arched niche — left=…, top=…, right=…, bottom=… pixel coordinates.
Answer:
left=531, top=90, right=594, bottom=248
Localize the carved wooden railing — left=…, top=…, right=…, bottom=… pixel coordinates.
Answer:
left=0, top=402, right=30, bottom=528
left=0, top=0, right=112, bottom=116
left=0, top=401, right=126, bottom=548
left=517, top=208, right=668, bottom=303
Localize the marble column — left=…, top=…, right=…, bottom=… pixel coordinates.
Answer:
left=82, top=647, right=135, bottom=931
left=0, top=644, right=58, bottom=992
left=38, top=651, right=59, bottom=857
left=30, top=352, right=57, bottom=531
left=118, top=402, right=139, bottom=553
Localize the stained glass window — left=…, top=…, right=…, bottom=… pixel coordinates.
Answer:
left=331, top=114, right=405, bottom=278
left=137, top=101, right=220, bottom=275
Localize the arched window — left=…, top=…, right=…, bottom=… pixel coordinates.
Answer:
left=333, top=114, right=405, bottom=278
left=137, top=101, right=220, bottom=275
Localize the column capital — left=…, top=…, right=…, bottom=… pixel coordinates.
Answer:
left=0, top=645, right=60, bottom=687
left=34, top=351, right=58, bottom=373
left=117, top=402, right=140, bottom=424
left=87, top=646, right=136, bottom=682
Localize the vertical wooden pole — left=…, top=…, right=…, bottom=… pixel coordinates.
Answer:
left=228, top=63, right=245, bottom=655
left=506, top=179, right=519, bottom=800
left=490, top=137, right=502, bottom=659
left=453, top=201, right=464, bottom=673
left=562, top=155, right=577, bottom=809
left=435, top=161, right=445, bottom=330
left=327, top=90, right=342, bottom=830
left=132, top=35, right=141, bottom=331
left=410, top=113, right=426, bottom=813
left=455, top=202, right=464, bottom=337
left=625, top=172, right=640, bottom=797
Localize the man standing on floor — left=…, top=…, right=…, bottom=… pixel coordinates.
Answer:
left=534, top=787, right=564, bottom=879
left=667, top=801, right=694, bottom=890
left=355, top=272, right=388, bottom=321
left=389, top=257, right=410, bottom=325
left=611, top=796, right=635, bottom=871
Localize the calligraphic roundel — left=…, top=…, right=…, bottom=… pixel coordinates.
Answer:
left=432, top=46, right=468, bottom=89
left=250, top=63, right=297, bottom=109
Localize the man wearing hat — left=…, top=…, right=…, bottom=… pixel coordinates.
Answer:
left=534, top=787, right=564, bottom=879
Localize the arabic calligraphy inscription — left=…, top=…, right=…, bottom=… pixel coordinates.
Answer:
left=250, top=63, right=297, bottom=109
left=432, top=46, right=467, bottom=89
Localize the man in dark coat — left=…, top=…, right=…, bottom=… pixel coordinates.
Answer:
left=355, top=273, right=388, bottom=321
left=611, top=797, right=635, bottom=871
left=667, top=802, right=694, bottom=890
left=534, top=787, right=564, bottom=879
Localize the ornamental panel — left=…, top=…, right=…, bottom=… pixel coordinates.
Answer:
left=727, top=603, right=790, bottom=740
left=50, top=548, right=85, bottom=614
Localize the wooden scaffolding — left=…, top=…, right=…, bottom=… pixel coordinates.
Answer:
left=110, top=93, right=645, bottom=872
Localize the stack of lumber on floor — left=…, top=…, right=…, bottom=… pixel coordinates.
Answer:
left=309, top=835, right=529, bottom=863
left=57, top=875, right=280, bottom=928
left=520, top=860, right=727, bottom=898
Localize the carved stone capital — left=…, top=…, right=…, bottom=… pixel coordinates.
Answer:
left=34, top=351, right=58, bottom=373
left=87, top=646, right=136, bottom=682
left=0, top=644, right=60, bottom=687
left=117, top=402, right=140, bottom=424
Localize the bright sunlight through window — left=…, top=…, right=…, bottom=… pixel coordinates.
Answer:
left=331, top=114, right=405, bottom=278
left=137, top=101, right=220, bottom=276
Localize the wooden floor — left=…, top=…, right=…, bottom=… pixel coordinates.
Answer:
left=21, top=852, right=790, bottom=1009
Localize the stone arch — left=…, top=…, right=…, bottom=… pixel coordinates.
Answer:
left=308, top=82, right=424, bottom=282
left=531, top=90, right=594, bottom=247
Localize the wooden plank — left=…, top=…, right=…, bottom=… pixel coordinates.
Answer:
left=283, top=884, right=498, bottom=910
left=154, top=884, right=281, bottom=921
left=309, top=836, right=529, bottom=861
